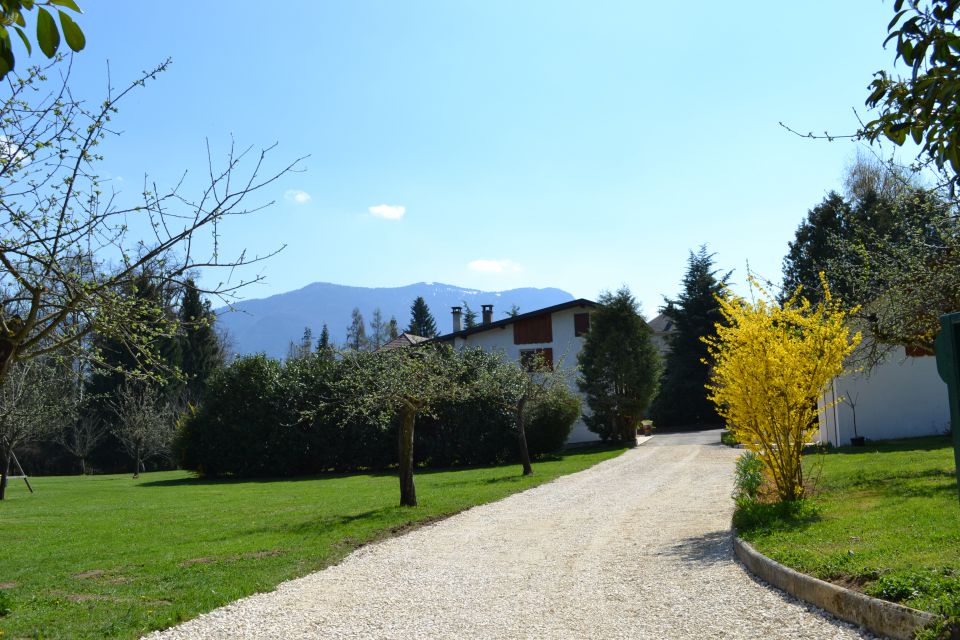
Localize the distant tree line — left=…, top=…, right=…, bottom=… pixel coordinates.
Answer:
left=5, top=276, right=225, bottom=491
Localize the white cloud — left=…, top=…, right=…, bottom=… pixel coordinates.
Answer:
left=284, top=189, right=312, bottom=204
left=467, top=258, right=522, bottom=274
left=368, top=204, right=406, bottom=220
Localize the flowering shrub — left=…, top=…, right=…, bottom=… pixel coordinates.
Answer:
left=704, top=276, right=860, bottom=501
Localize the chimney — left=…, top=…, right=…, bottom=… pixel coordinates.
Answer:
left=481, top=304, right=493, bottom=325
left=451, top=306, right=463, bottom=332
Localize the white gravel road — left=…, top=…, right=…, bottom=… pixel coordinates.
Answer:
left=146, top=431, right=877, bottom=639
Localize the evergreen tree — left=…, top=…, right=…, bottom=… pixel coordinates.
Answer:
left=650, top=247, right=729, bottom=428
left=577, top=287, right=661, bottom=443
left=369, top=308, right=389, bottom=349
left=316, top=324, right=334, bottom=360
left=406, top=297, right=438, bottom=337
left=463, top=301, right=478, bottom=329
left=300, top=327, right=313, bottom=358
left=387, top=316, right=399, bottom=340
left=346, top=308, right=369, bottom=351
left=507, top=305, right=521, bottom=318
left=179, top=279, right=224, bottom=402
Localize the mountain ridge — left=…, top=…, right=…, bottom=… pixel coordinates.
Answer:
left=215, top=281, right=577, bottom=358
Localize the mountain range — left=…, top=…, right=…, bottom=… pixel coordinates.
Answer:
left=214, top=282, right=576, bottom=359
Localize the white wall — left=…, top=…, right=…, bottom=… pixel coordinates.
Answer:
left=452, top=306, right=599, bottom=444
left=817, top=346, right=950, bottom=446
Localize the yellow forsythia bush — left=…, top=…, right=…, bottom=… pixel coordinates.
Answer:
left=704, top=276, right=861, bottom=501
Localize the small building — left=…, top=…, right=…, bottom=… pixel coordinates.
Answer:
left=817, top=343, right=950, bottom=446
left=379, top=332, right=430, bottom=351
left=433, top=300, right=599, bottom=443
left=647, top=313, right=677, bottom=357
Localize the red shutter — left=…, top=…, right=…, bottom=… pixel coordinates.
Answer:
left=513, top=313, right=553, bottom=344
left=574, top=313, right=590, bottom=337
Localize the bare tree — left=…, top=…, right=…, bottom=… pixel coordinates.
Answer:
left=110, top=380, right=173, bottom=478
left=57, top=415, right=107, bottom=475
left=0, top=359, right=70, bottom=499
left=0, top=57, right=301, bottom=386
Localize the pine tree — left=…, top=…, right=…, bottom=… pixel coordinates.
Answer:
left=316, top=323, right=334, bottom=360
left=577, top=287, right=661, bottom=443
left=387, top=316, right=399, bottom=340
left=346, top=308, right=369, bottom=351
left=299, top=326, right=313, bottom=359
left=463, top=301, right=478, bottom=328
left=507, top=305, right=521, bottom=318
left=406, top=297, right=438, bottom=337
left=650, top=247, right=729, bottom=428
left=179, top=279, right=224, bottom=402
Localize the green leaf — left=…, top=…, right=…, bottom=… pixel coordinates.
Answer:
left=0, top=30, right=14, bottom=80
left=13, top=27, right=31, bottom=55
left=50, top=0, right=82, bottom=12
left=58, top=11, right=84, bottom=52
left=36, top=7, right=60, bottom=58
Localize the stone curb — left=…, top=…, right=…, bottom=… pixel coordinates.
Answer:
left=733, top=537, right=936, bottom=640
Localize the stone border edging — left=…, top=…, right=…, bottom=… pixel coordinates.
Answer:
left=733, top=536, right=936, bottom=640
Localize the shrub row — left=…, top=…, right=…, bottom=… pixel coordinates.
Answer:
left=175, top=350, right=579, bottom=477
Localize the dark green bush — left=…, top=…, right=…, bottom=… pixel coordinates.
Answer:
left=176, top=349, right=547, bottom=477
left=525, top=385, right=581, bottom=455
left=0, top=590, right=11, bottom=617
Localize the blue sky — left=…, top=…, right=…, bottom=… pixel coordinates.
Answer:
left=57, top=1, right=898, bottom=316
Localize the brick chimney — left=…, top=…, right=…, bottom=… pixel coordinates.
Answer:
left=451, top=306, right=463, bottom=332
left=481, top=304, right=493, bottom=325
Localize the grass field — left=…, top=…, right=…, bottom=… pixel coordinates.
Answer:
left=736, top=436, right=960, bottom=618
left=0, top=446, right=625, bottom=639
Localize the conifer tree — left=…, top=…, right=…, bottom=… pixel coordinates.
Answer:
left=578, top=287, right=661, bottom=443
left=650, top=247, right=729, bottom=428
left=463, top=301, right=478, bottom=328
left=179, top=279, right=224, bottom=402
left=406, top=297, right=438, bottom=337
left=369, top=308, right=389, bottom=349
left=387, top=316, right=399, bottom=340
left=346, top=308, right=369, bottom=351
left=507, top=305, right=521, bottom=318
left=316, top=324, right=334, bottom=360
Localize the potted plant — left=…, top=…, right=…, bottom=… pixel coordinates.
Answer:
left=641, top=419, right=654, bottom=436
left=845, top=391, right=866, bottom=446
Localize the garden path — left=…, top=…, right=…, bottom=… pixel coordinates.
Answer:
left=146, top=430, right=876, bottom=639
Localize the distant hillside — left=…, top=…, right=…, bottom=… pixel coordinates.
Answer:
left=215, top=282, right=575, bottom=358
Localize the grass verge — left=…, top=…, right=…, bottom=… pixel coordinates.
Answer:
left=735, top=436, right=960, bottom=632
left=0, top=445, right=625, bottom=639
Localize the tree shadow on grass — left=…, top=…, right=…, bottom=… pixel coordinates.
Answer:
left=658, top=529, right=733, bottom=566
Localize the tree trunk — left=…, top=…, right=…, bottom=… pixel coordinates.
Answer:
left=0, top=445, right=10, bottom=501
left=516, top=401, right=533, bottom=476
left=397, top=407, right=417, bottom=507
left=133, top=443, right=140, bottom=479
left=79, top=456, right=86, bottom=476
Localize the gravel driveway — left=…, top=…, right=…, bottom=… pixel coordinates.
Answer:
left=146, top=430, right=876, bottom=639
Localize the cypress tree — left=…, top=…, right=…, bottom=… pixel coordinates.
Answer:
left=577, top=287, right=661, bottom=443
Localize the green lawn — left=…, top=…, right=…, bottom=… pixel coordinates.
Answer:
left=736, top=436, right=960, bottom=617
left=0, top=446, right=625, bottom=639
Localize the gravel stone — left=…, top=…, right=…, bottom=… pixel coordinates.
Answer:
left=145, top=430, right=879, bottom=639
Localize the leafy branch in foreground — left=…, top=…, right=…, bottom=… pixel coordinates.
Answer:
left=0, top=57, right=302, bottom=386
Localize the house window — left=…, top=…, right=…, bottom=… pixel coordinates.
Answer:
left=513, top=313, right=552, bottom=344
left=574, top=312, right=590, bottom=337
left=520, top=348, right=554, bottom=371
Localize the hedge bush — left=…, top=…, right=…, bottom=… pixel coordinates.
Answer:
left=175, top=349, right=582, bottom=477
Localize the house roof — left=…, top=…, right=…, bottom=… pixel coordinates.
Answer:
left=648, top=313, right=676, bottom=334
left=432, top=298, right=597, bottom=342
left=378, top=332, right=430, bottom=351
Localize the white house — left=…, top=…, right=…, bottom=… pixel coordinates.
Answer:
left=433, top=300, right=599, bottom=444
left=816, top=343, right=950, bottom=446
